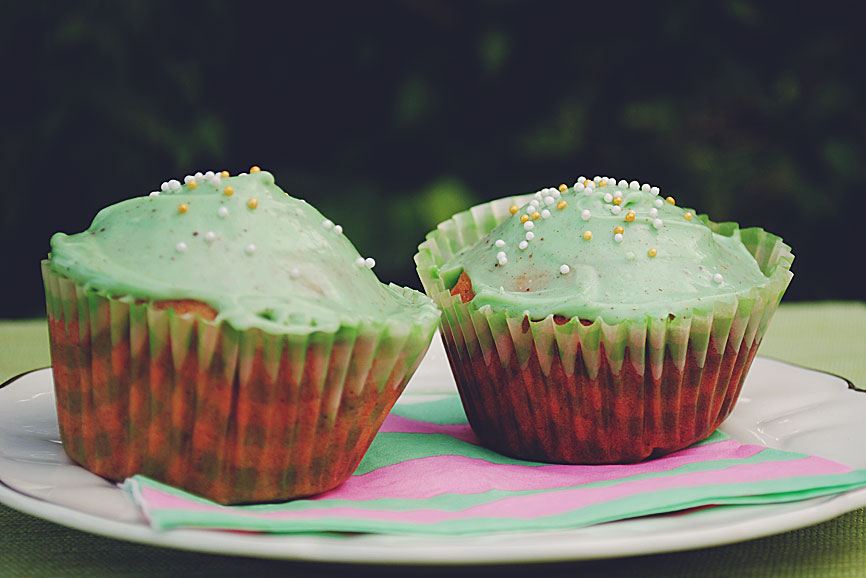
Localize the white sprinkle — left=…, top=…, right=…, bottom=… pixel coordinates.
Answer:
left=594, top=176, right=602, bottom=183
left=365, top=257, right=376, bottom=269
left=354, top=257, right=366, bottom=267
left=333, top=225, right=343, bottom=234
left=529, top=199, right=540, bottom=208
left=495, top=239, right=506, bottom=248
left=322, top=219, right=334, bottom=229
left=655, top=199, right=664, bottom=208
left=603, top=193, right=613, bottom=203
left=611, top=205, right=622, bottom=215
left=541, top=209, right=551, bottom=219
left=184, top=175, right=195, bottom=185
left=160, top=181, right=170, bottom=192
left=204, top=171, right=215, bottom=180
left=552, top=189, right=561, bottom=199
left=586, top=180, right=596, bottom=189
left=651, top=186, right=660, bottom=195
left=498, top=256, right=508, bottom=266
left=519, top=240, right=529, bottom=250
left=544, top=196, right=555, bottom=206
left=653, top=218, right=663, bottom=228
left=149, top=191, right=160, bottom=197
left=525, top=231, right=535, bottom=241
left=629, top=181, right=640, bottom=190
left=496, top=251, right=507, bottom=260
left=524, top=220, right=535, bottom=231
left=614, top=233, right=624, bottom=243
left=714, top=273, right=724, bottom=283
left=581, top=209, right=591, bottom=221
left=205, top=231, right=216, bottom=242
left=641, top=183, right=651, bottom=192
left=218, top=206, right=229, bottom=218
left=650, top=207, right=659, bottom=217
left=578, top=176, right=586, bottom=184
left=574, top=183, right=585, bottom=192
left=290, top=268, right=301, bottom=279
left=169, top=180, right=181, bottom=190
left=618, top=179, right=628, bottom=187
left=194, top=171, right=204, bottom=182
left=176, top=242, right=188, bottom=252
left=560, top=264, right=570, bottom=275
left=245, top=243, right=256, bottom=255
left=208, top=174, right=221, bottom=186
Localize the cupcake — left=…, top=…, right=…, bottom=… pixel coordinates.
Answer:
left=416, top=175, right=793, bottom=464
left=43, top=167, right=440, bottom=504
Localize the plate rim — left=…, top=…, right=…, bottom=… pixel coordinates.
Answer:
left=2, top=361, right=866, bottom=565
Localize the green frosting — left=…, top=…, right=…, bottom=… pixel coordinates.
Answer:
left=48, top=170, right=439, bottom=334
left=440, top=177, right=771, bottom=323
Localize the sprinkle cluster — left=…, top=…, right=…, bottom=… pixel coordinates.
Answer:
left=152, top=165, right=378, bottom=274
left=493, top=174, right=726, bottom=285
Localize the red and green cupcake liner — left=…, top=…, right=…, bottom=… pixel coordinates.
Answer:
left=415, top=196, right=794, bottom=464
left=42, top=262, right=438, bottom=505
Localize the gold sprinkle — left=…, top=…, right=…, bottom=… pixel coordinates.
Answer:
left=557, top=200, right=567, bottom=210
left=220, top=170, right=230, bottom=178
left=598, top=180, right=607, bottom=187
left=187, top=180, right=198, bottom=190
left=531, top=211, right=541, bottom=220
left=614, top=225, right=624, bottom=234
left=247, top=198, right=258, bottom=209
left=250, top=166, right=261, bottom=173
left=177, top=203, right=188, bottom=214
left=666, top=196, right=676, bottom=205
left=558, top=184, right=568, bottom=193
left=509, top=204, right=519, bottom=215
left=613, top=196, right=622, bottom=206
left=520, top=214, right=530, bottom=223
left=583, top=230, right=593, bottom=240
left=683, top=211, right=693, bottom=221
left=223, top=186, right=234, bottom=197
left=648, top=247, right=658, bottom=258
left=625, top=210, right=636, bottom=222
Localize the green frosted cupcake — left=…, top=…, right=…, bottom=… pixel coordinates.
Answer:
left=416, top=175, right=793, bottom=464
left=43, top=167, right=440, bottom=504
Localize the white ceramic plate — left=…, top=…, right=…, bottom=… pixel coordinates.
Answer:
left=2, top=338, right=866, bottom=565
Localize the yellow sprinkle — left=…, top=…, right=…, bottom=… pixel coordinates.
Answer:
left=187, top=180, right=198, bottom=190
left=557, top=200, right=567, bottom=210
left=558, top=184, right=568, bottom=193
left=614, top=226, right=624, bottom=234
left=683, top=211, right=693, bottom=221
left=625, top=210, right=636, bottom=222
left=648, top=247, right=658, bottom=258
left=509, top=204, right=519, bottom=215
left=583, top=230, right=593, bottom=240
left=666, top=196, right=676, bottom=205
left=531, top=211, right=541, bottom=220
left=177, top=203, right=188, bottom=214
left=613, top=196, right=622, bottom=206
left=250, top=166, right=261, bottom=173
left=247, top=198, right=258, bottom=209
left=223, top=185, right=234, bottom=197
left=520, top=214, right=530, bottom=223
left=598, top=180, right=607, bottom=187
left=220, top=170, right=230, bottom=178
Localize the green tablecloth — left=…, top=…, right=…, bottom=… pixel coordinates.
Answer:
left=1, top=302, right=865, bottom=577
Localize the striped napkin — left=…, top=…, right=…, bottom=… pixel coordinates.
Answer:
left=123, top=396, right=866, bottom=534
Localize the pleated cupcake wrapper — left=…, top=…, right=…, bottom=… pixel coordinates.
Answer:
left=415, top=196, right=794, bottom=463
left=42, top=262, right=438, bottom=505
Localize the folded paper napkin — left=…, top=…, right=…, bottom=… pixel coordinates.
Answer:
left=123, top=397, right=866, bottom=534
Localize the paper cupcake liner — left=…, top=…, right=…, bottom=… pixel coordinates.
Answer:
left=42, top=263, right=438, bottom=505
left=415, top=196, right=794, bottom=463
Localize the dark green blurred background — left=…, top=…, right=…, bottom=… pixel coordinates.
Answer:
left=2, top=1, right=864, bottom=317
